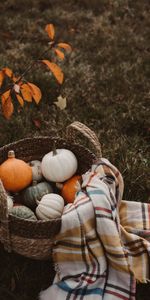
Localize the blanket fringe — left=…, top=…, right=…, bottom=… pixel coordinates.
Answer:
left=136, top=278, right=150, bottom=284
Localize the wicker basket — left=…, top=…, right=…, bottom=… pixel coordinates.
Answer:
left=0, top=122, right=102, bottom=260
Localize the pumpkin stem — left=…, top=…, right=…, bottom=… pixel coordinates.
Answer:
left=56, top=182, right=63, bottom=190
left=52, top=141, right=57, bottom=156
left=8, top=150, right=15, bottom=158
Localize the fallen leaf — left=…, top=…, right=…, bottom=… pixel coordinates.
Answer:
left=42, top=60, right=64, bottom=84
left=54, top=95, right=67, bottom=110
left=33, top=118, right=41, bottom=128
left=0, top=31, right=13, bottom=40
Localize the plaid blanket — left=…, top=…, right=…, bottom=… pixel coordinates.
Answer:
left=39, top=158, right=150, bottom=300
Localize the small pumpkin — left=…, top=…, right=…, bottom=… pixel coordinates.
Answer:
left=56, top=175, right=81, bottom=203
left=41, top=145, right=78, bottom=182
left=21, top=180, right=53, bottom=209
left=10, top=205, right=37, bottom=220
left=36, top=193, right=64, bottom=220
left=29, top=160, right=43, bottom=182
left=0, top=150, right=32, bottom=192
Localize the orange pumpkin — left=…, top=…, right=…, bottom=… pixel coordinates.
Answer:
left=57, top=175, right=81, bottom=203
left=0, top=150, right=32, bottom=192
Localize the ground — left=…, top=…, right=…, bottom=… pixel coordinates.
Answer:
left=0, top=0, right=149, bottom=299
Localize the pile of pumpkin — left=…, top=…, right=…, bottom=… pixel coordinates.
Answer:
left=0, top=147, right=82, bottom=221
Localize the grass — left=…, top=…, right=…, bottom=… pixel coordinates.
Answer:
left=0, top=0, right=149, bottom=299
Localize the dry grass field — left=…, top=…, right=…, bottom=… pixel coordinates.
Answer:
left=0, top=0, right=149, bottom=299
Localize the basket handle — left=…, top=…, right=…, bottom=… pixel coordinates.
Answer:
left=0, top=180, right=12, bottom=252
left=66, top=121, right=102, bottom=159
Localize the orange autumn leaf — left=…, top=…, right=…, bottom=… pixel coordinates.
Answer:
left=0, top=71, right=4, bottom=87
left=1, top=89, right=11, bottom=104
left=2, top=96, right=14, bottom=119
left=42, top=60, right=64, bottom=84
left=16, top=94, right=24, bottom=107
left=57, top=42, right=72, bottom=52
left=54, top=48, right=65, bottom=60
left=3, top=67, right=13, bottom=78
left=12, top=76, right=18, bottom=82
left=21, top=83, right=32, bottom=102
left=27, top=82, right=42, bottom=104
left=45, top=24, right=55, bottom=40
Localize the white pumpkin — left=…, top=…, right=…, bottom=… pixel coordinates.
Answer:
left=36, top=193, right=64, bottom=220
left=29, top=160, right=43, bottom=182
left=41, top=148, right=78, bottom=182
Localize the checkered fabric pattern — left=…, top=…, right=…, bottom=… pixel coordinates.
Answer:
left=39, top=158, right=150, bottom=300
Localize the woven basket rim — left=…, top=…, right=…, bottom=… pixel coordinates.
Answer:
left=0, top=135, right=96, bottom=148
left=8, top=213, right=61, bottom=223
left=0, top=135, right=96, bottom=158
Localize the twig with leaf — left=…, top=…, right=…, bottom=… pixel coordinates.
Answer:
left=0, top=24, right=72, bottom=119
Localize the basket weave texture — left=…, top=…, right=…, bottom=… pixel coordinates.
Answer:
left=0, top=122, right=102, bottom=260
